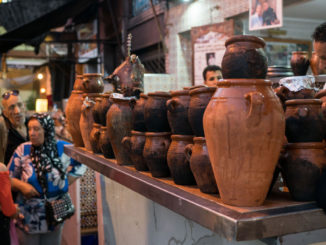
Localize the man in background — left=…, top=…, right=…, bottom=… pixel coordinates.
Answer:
left=203, top=65, right=223, bottom=87
left=262, top=0, right=278, bottom=26
left=312, top=22, right=326, bottom=74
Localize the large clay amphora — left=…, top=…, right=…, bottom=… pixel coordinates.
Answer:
left=73, top=75, right=84, bottom=91
left=203, top=79, right=285, bottom=207
left=132, top=93, right=147, bottom=132
left=65, top=90, right=84, bottom=147
left=82, top=73, right=104, bottom=93
left=221, top=35, right=268, bottom=79
left=166, top=90, right=193, bottom=135
left=290, top=51, right=310, bottom=76
left=106, top=97, right=134, bottom=165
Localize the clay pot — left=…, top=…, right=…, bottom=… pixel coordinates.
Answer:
left=65, top=90, right=84, bottom=147
left=203, top=79, right=285, bottom=207
left=188, top=86, right=216, bottom=136
left=82, top=73, right=104, bottom=93
left=106, top=97, right=135, bottom=165
left=285, top=99, right=323, bottom=143
left=144, top=92, right=171, bottom=132
left=281, top=142, right=326, bottom=201
left=221, top=35, right=268, bottom=79
left=89, top=123, right=101, bottom=153
left=122, top=131, right=148, bottom=171
left=143, top=132, right=171, bottom=177
left=167, top=135, right=195, bottom=185
left=80, top=93, right=99, bottom=151
left=132, top=93, right=147, bottom=132
left=73, top=75, right=84, bottom=91
left=99, top=126, right=114, bottom=158
left=98, top=93, right=113, bottom=126
left=310, top=51, right=320, bottom=76
left=185, top=137, right=218, bottom=194
left=290, top=51, right=310, bottom=76
left=92, top=97, right=103, bottom=124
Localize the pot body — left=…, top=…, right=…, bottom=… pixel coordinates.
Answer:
left=92, top=97, right=103, bottom=124
left=99, top=94, right=113, bottom=126
left=65, top=90, right=84, bottom=147
left=143, top=132, right=171, bottom=177
left=99, top=126, right=114, bottom=158
left=132, top=94, right=147, bottom=132
left=290, top=51, right=310, bottom=76
left=90, top=123, right=101, bottom=153
left=167, top=135, right=195, bottom=185
left=82, top=73, right=104, bottom=93
left=185, top=137, right=218, bottom=194
left=221, top=35, right=268, bottom=79
left=73, top=75, right=84, bottom=91
left=203, top=79, right=285, bottom=206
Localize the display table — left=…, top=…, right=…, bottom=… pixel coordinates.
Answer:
left=64, top=145, right=326, bottom=244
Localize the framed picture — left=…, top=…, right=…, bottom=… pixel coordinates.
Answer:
left=249, top=0, right=283, bottom=31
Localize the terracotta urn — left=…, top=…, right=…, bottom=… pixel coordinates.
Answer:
left=92, top=97, right=103, bottom=124
left=82, top=73, right=104, bottom=93
left=188, top=86, right=216, bottom=136
left=80, top=93, right=98, bottom=151
left=89, top=123, right=101, bottom=153
left=106, top=97, right=135, bottom=165
left=73, top=75, right=84, bottom=91
left=98, top=93, right=113, bottom=126
left=166, top=90, right=193, bottom=135
left=143, top=132, right=171, bottom=177
left=290, top=51, right=310, bottom=76
left=144, top=92, right=171, bottom=132
left=285, top=99, right=323, bottom=143
left=99, top=126, right=114, bottom=158
left=203, top=79, right=285, bottom=207
left=221, top=35, right=268, bottom=79
left=65, top=90, right=84, bottom=147
left=281, top=142, right=326, bottom=201
left=185, top=137, right=218, bottom=194
left=122, top=131, right=148, bottom=171
left=167, top=135, right=195, bottom=185
left=132, top=93, right=147, bottom=132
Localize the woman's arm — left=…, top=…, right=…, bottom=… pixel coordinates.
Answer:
left=0, top=163, right=17, bottom=217
left=11, top=178, right=40, bottom=199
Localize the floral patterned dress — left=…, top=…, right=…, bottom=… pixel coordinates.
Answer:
left=8, top=140, right=86, bottom=234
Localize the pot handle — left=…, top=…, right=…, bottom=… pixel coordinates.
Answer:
left=166, top=99, right=179, bottom=112
left=244, top=91, right=264, bottom=127
left=295, top=107, right=309, bottom=118
left=82, top=78, right=90, bottom=91
left=121, top=136, right=132, bottom=151
left=184, top=144, right=193, bottom=162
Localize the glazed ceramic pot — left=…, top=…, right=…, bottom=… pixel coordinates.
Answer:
left=82, top=73, right=104, bottom=93
left=290, top=51, right=310, bottom=76
left=143, top=132, right=171, bottom=177
left=73, top=75, right=84, bottom=91
left=203, top=79, right=285, bottom=207
left=92, top=97, right=103, bottom=124
left=166, top=90, right=192, bottom=135
left=221, top=35, right=268, bottom=79
left=80, top=93, right=99, bottom=151
left=281, top=142, right=326, bottom=201
left=144, top=92, right=171, bottom=132
left=122, top=131, right=148, bottom=171
left=167, top=135, right=195, bottom=185
left=106, top=97, right=134, bottom=165
left=285, top=99, right=323, bottom=143
left=89, top=123, right=101, bottom=153
left=99, top=126, right=114, bottom=158
left=98, top=93, right=113, bottom=126
left=65, top=90, right=84, bottom=147
left=185, top=137, right=218, bottom=194
left=188, top=86, right=216, bottom=136
left=132, top=93, right=147, bottom=132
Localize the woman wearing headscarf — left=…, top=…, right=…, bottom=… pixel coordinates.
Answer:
left=8, top=113, right=86, bottom=245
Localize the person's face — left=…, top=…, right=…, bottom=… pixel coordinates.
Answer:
left=314, top=41, right=326, bottom=72
left=205, top=70, right=223, bottom=87
left=28, top=119, right=45, bottom=147
left=263, top=2, right=268, bottom=11
left=256, top=4, right=262, bottom=16
left=2, top=95, right=26, bottom=128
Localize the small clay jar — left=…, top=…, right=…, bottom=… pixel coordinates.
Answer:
left=281, top=142, right=326, bottom=201
left=73, top=75, right=84, bottom=91
left=99, top=126, right=114, bottom=158
left=82, top=73, right=104, bottom=93
left=221, top=35, right=268, bottom=79
left=92, top=97, right=103, bottom=124
left=65, top=90, right=84, bottom=147
left=167, top=135, right=195, bottom=185
left=106, top=97, right=135, bottom=165
left=143, top=132, right=171, bottom=177
left=185, top=137, right=218, bottom=194
left=122, top=131, right=148, bottom=171
left=132, top=93, right=147, bottom=132
left=166, top=90, right=193, bottom=135
left=144, top=92, right=171, bottom=132
left=290, top=51, right=310, bottom=76
left=188, top=86, right=216, bottom=136
left=285, top=99, right=324, bottom=143
left=98, top=93, right=113, bottom=126
left=89, top=123, right=101, bottom=153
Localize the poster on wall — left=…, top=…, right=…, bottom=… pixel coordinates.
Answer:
left=249, top=0, right=283, bottom=31
left=191, top=20, right=234, bottom=85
